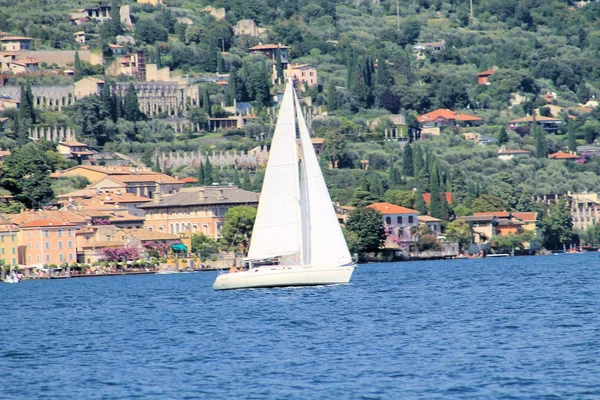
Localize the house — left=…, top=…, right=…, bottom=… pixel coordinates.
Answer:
left=0, top=51, right=17, bottom=72
left=9, top=57, right=39, bottom=73
left=458, top=215, right=497, bottom=243
left=113, top=228, right=182, bottom=258
left=418, top=216, right=442, bottom=235
left=73, top=77, right=105, bottom=98
left=0, top=149, right=10, bottom=163
left=508, top=115, right=562, bottom=133
left=0, top=96, right=19, bottom=111
left=422, top=192, right=453, bottom=206
left=413, top=41, right=445, bottom=52
left=233, top=19, right=264, bottom=37
left=249, top=44, right=289, bottom=61
left=50, top=165, right=156, bottom=184
left=474, top=211, right=538, bottom=237
left=58, top=189, right=151, bottom=216
left=89, top=173, right=185, bottom=199
left=368, top=202, right=419, bottom=251
left=74, top=31, right=86, bottom=44
left=477, top=67, right=497, bottom=85
left=57, top=141, right=96, bottom=160
left=284, top=64, right=318, bottom=87
left=577, top=146, right=600, bottom=157
left=108, top=43, right=125, bottom=55
left=463, top=132, right=498, bottom=145
left=0, top=216, right=19, bottom=266
left=296, top=137, right=324, bottom=157
left=137, top=0, right=163, bottom=5
left=140, top=185, right=259, bottom=238
left=548, top=151, right=579, bottom=161
left=17, top=219, right=78, bottom=266
left=497, top=148, right=531, bottom=161
left=0, top=36, right=32, bottom=51
left=71, top=6, right=112, bottom=24
left=417, top=109, right=483, bottom=128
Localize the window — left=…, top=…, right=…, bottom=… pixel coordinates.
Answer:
left=58, top=229, right=62, bottom=237
left=69, top=253, right=73, bottom=261
left=36, top=242, right=39, bottom=249
left=397, top=216, right=403, bottom=224
left=11, top=235, right=15, bottom=242
left=68, top=241, right=73, bottom=249
left=203, top=224, right=209, bottom=234
left=408, top=216, right=414, bottom=224
left=28, top=255, right=32, bottom=263
left=1, top=248, right=4, bottom=255
left=11, top=247, right=15, bottom=254
left=28, top=231, right=31, bottom=238
left=58, top=241, right=63, bottom=249
left=1, top=236, right=3, bottom=243
left=158, top=226, right=164, bottom=232
left=216, top=222, right=223, bottom=238
left=67, top=229, right=72, bottom=236
left=385, top=217, right=391, bottom=225
left=37, top=255, right=40, bottom=262
left=45, top=254, right=50, bottom=262
left=28, top=243, right=31, bottom=250
left=11, top=258, right=15, bottom=265
left=59, top=254, right=63, bottom=261
left=45, top=242, right=49, bottom=249
left=44, top=230, right=49, bottom=237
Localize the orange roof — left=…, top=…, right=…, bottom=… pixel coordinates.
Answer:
left=180, top=177, right=198, bottom=183
left=417, top=109, right=483, bottom=123
left=0, top=36, right=32, bottom=41
left=548, top=151, right=578, bottom=160
left=477, top=68, right=497, bottom=76
left=508, top=115, right=561, bottom=123
left=512, top=212, right=537, bottom=222
left=249, top=44, right=289, bottom=50
left=107, top=173, right=184, bottom=184
left=368, top=202, right=418, bottom=215
left=422, top=192, right=453, bottom=205
left=59, top=141, right=89, bottom=147
left=474, top=211, right=537, bottom=222
left=20, top=219, right=77, bottom=228
left=474, top=211, right=510, bottom=218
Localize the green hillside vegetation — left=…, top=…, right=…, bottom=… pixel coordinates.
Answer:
left=1, top=0, right=600, bottom=230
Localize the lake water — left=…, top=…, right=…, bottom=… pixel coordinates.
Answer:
left=1, top=253, right=600, bottom=399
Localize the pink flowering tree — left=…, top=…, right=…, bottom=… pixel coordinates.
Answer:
left=143, top=241, right=171, bottom=258
left=92, top=218, right=112, bottom=225
left=101, top=246, right=140, bottom=262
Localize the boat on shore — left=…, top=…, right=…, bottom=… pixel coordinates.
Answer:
left=213, top=80, right=355, bottom=291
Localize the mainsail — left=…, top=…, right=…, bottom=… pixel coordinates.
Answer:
left=247, top=80, right=351, bottom=267
left=294, top=92, right=352, bottom=267
left=246, top=82, right=301, bottom=261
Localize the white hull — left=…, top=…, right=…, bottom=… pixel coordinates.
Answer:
left=213, top=264, right=355, bottom=291
left=3, top=277, right=19, bottom=284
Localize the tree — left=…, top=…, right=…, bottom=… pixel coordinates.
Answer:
left=0, top=143, right=54, bottom=208
left=376, top=55, right=393, bottom=86
left=445, top=220, right=473, bottom=251
left=498, top=126, right=509, bottom=144
left=327, top=81, right=337, bottom=112
left=219, top=206, right=257, bottom=251
left=134, top=19, right=168, bottom=44
left=472, top=194, right=508, bottom=213
left=74, top=51, right=82, bottom=81
left=384, top=190, right=415, bottom=208
left=123, top=84, right=141, bottom=122
left=418, top=234, right=440, bottom=252
left=345, top=207, right=386, bottom=254
left=402, top=143, right=414, bottom=177
left=429, top=162, right=442, bottom=219
left=201, top=88, right=211, bottom=116
left=198, top=162, right=205, bottom=186
left=414, top=188, right=427, bottom=215
left=568, top=120, right=577, bottom=152
left=203, top=158, right=213, bottom=185
left=226, top=67, right=238, bottom=107
left=388, top=155, right=399, bottom=187
left=191, top=233, right=218, bottom=260
left=533, top=114, right=547, bottom=158
left=541, top=200, right=573, bottom=250
left=110, top=0, right=122, bottom=37
left=275, top=47, right=284, bottom=83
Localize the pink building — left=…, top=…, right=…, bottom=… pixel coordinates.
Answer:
left=19, top=219, right=77, bottom=266
left=285, top=64, right=318, bottom=87
left=368, top=202, right=419, bottom=250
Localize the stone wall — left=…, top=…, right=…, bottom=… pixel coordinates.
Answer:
left=157, top=147, right=269, bottom=171
left=29, top=126, right=76, bottom=142
left=113, top=81, right=200, bottom=117
left=15, top=50, right=102, bottom=67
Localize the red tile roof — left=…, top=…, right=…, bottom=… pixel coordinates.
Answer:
left=474, top=211, right=510, bottom=218
left=20, top=219, right=77, bottom=228
left=417, top=109, right=483, bottom=123
left=548, top=151, right=578, bottom=160
left=368, top=202, right=418, bottom=215
left=422, top=192, right=453, bottom=205
left=249, top=44, right=289, bottom=50
left=508, top=115, right=561, bottom=123
left=474, top=211, right=537, bottom=222
left=180, top=177, right=198, bottom=183
left=512, top=212, right=537, bottom=222
left=477, top=68, right=497, bottom=76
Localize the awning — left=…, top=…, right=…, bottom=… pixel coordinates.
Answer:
left=171, top=243, right=188, bottom=252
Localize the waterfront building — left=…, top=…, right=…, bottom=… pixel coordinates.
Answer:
left=18, top=219, right=78, bottom=266
left=0, top=215, right=19, bottom=266
left=140, top=185, right=259, bottom=239
left=368, top=202, right=419, bottom=251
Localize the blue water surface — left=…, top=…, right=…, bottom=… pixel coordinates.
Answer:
left=1, top=253, right=600, bottom=399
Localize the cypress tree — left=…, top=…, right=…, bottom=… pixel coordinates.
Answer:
left=202, top=88, right=211, bottom=116
left=403, top=143, right=414, bottom=177
left=74, top=51, right=82, bottom=81
left=155, top=44, right=162, bottom=68
left=568, top=120, right=577, bottom=152
left=429, top=162, right=442, bottom=218
left=376, top=54, right=392, bottom=86
left=533, top=114, right=547, bottom=158
left=123, top=84, right=141, bottom=122
left=198, top=162, right=205, bottom=186
left=413, top=144, right=425, bottom=179
left=217, top=52, right=224, bottom=74
left=275, top=47, right=283, bottom=83
left=498, top=126, right=508, bottom=144
left=233, top=168, right=241, bottom=187
left=388, top=155, right=399, bottom=187
left=242, top=170, right=251, bottom=190
left=100, top=82, right=112, bottom=119
left=114, top=93, right=123, bottom=120
left=110, top=0, right=122, bottom=37
left=203, top=158, right=213, bottom=185
left=226, top=67, right=238, bottom=107
left=346, top=47, right=354, bottom=89
left=327, top=81, right=337, bottom=111
left=415, top=187, right=427, bottom=215
left=18, top=83, right=35, bottom=124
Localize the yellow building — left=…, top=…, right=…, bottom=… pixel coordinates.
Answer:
left=51, top=165, right=156, bottom=184
left=0, top=216, right=19, bottom=266
left=140, top=186, right=259, bottom=239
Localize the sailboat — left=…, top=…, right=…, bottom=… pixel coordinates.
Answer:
left=213, top=80, right=355, bottom=290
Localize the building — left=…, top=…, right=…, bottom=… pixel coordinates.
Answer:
left=71, top=6, right=112, bottom=24
left=111, top=81, right=200, bottom=117
left=508, top=115, right=562, bottom=133
left=108, top=43, right=125, bottom=55
left=548, top=151, right=579, bottom=161
left=0, top=36, right=32, bottom=51
left=56, top=141, right=96, bottom=160
left=74, top=31, right=86, bottom=44
left=474, top=212, right=538, bottom=236
left=577, top=146, right=600, bottom=157
left=249, top=44, right=289, bottom=61
left=137, top=0, right=163, bottom=5
left=418, top=216, right=442, bottom=235
left=463, top=132, right=498, bottom=145
left=413, top=41, right=445, bottom=60
left=140, top=186, right=259, bottom=238
left=497, top=148, right=531, bottom=161
left=458, top=215, right=497, bottom=243
left=368, top=202, right=419, bottom=250
left=8, top=57, right=39, bottom=73
left=89, top=173, right=185, bottom=199
left=50, top=165, right=156, bottom=184
left=417, top=109, right=483, bottom=128
left=57, top=189, right=151, bottom=216
left=233, top=19, right=264, bottom=37
left=73, top=77, right=105, bottom=98
left=284, top=64, right=318, bottom=87
left=477, top=67, right=497, bottom=85
left=0, top=216, right=19, bottom=266
left=18, top=219, right=78, bottom=266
